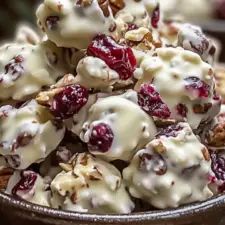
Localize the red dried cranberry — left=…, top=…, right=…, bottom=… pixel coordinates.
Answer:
left=4, top=55, right=24, bottom=81
left=12, top=171, right=37, bottom=197
left=138, top=83, right=171, bottom=119
left=184, top=76, right=210, bottom=98
left=151, top=4, right=160, bottom=29
left=176, top=103, right=188, bottom=117
left=45, top=16, right=60, bottom=30
left=87, top=34, right=136, bottom=80
left=50, top=84, right=89, bottom=119
left=157, top=124, right=183, bottom=138
left=88, top=123, right=114, bottom=153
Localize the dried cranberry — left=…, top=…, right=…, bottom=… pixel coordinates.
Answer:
left=45, top=16, right=60, bottom=30
left=184, top=76, right=210, bottom=98
left=88, top=123, right=114, bottom=153
left=50, top=84, right=89, bottom=119
left=210, top=152, right=225, bottom=192
left=127, top=23, right=138, bottom=31
left=157, top=124, right=183, bottom=138
left=138, top=83, right=171, bottom=119
left=176, top=103, right=188, bottom=117
left=4, top=55, right=24, bottom=81
left=139, top=152, right=167, bottom=175
left=151, top=4, right=160, bottom=29
left=12, top=171, right=37, bottom=197
left=87, top=34, right=136, bottom=80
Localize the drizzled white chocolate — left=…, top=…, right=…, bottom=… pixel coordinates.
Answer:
left=123, top=122, right=213, bottom=209
left=0, top=100, right=65, bottom=169
left=81, top=94, right=157, bottom=161
left=6, top=170, right=50, bottom=207
left=50, top=153, right=134, bottom=213
left=134, top=47, right=220, bottom=129
left=0, top=40, right=68, bottom=101
left=36, top=0, right=115, bottom=49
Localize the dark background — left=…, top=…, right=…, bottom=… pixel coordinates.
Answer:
left=0, top=0, right=40, bottom=40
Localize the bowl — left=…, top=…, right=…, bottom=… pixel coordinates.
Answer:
left=0, top=191, right=225, bottom=225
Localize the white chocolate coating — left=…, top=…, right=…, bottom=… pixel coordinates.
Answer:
left=177, top=24, right=216, bottom=65
left=36, top=0, right=115, bottom=49
left=134, top=47, right=220, bottom=129
left=81, top=94, right=157, bottom=161
left=0, top=40, right=68, bottom=101
left=6, top=170, right=50, bottom=207
left=114, top=0, right=159, bottom=38
left=50, top=153, right=134, bottom=213
left=15, top=24, right=41, bottom=45
left=75, top=56, right=133, bottom=91
left=123, top=122, right=213, bottom=209
left=0, top=100, right=65, bottom=169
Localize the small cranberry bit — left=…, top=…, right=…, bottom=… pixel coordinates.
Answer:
left=4, top=55, right=24, bottom=81
left=190, top=30, right=209, bottom=56
left=12, top=132, right=34, bottom=152
left=176, top=103, right=188, bottom=117
left=210, top=152, right=225, bottom=192
left=138, top=83, right=171, bottom=119
left=87, top=34, right=136, bottom=80
left=45, top=16, right=60, bottom=30
left=50, top=84, right=89, bottom=120
left=157, top=124, right=183, bottom=138
left=127, top=23, right=138, bottom=31
left=88, top=123, right=114, bottom=153
left=0, top=105, right=13, bottom=118
left=139, top=152, right=167, bottom=175
left=151, top=4, right=160, bottom=29
left=12, top=171, right=37, bottom=197
left=184, top=76, right=210, bottom=98
left=213, top=90, right=222, bottom=101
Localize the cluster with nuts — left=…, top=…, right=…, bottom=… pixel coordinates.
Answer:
left=0, top=0, right=225, bottom=214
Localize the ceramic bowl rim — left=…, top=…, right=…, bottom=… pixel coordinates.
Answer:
left=0, top=191, right=225, bottom=223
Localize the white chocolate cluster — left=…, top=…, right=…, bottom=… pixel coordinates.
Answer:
left=0, top=100, right=65, bottom=169
left=134, top=47, right=220, bottom=129
left=6, top=170, right=50, bottom=207
left=123, top=123, right=213, bottom=209
left=177, top=24, right=216, bottom=65
left=80, top=94, right=157, bottom=161
left=51, top=153, right=134, bottom=213
left=0, top=40, right=68, bottom=101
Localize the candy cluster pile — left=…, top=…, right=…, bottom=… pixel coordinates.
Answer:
left=0, top=0, right=225, bottom=213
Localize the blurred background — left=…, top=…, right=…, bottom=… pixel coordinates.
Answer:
left=0, top=0, right=224, bottom=60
